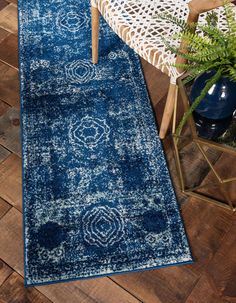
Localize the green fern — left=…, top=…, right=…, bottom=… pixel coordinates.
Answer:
left=156, top=2, right=236, bottom=136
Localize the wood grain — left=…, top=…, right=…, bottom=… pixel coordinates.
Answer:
left=0, top=1, right=8, bottom=13
left=0, top=272, right=53, bottom=303
left=0, top=208, right=23, bottom=275
left=185, top=273, right=229, bottom=303
left=0, top=259, right=12, bottom=287
left=141, top=58, right=169, bottom=106
left=111, top=266, right=199, bottom=303
left=5, top=0, right=17, bottom=4
left=0, top=154, right=22, bottom=210
left=182, top=199, right=234, bottom=276
left=37, top=278, right=141, bottom=303
left=0, top=145, right=10, bottom=164
left=0, top=63, right=20, bottom=107
left=205, top=217, right=236, bottom=302
left=0, top=27, right=9, bottom=43
left=198, top=152, right=236, bottom=207
left=0, top=3, right=18, bottom=34
left=0, top=107, right=21, bottom=156
left=0, top=34, right=18, bottom=68
left=0, top=197, right=11, bottom=219
left=0, top=99, right=10, bottom=116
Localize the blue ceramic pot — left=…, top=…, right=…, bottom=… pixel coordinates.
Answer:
left=190, top=70, right=236, bottom=139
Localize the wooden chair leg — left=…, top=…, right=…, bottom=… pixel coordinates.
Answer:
left=159, top=83, right=178, bottom=139
left=91, top=6, right=100, bottom=64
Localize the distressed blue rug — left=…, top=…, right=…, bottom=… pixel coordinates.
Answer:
left=19, top=0, right=192, bottom=286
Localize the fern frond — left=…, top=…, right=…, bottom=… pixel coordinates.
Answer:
left=226, top=65, right=236, bottom=81
left=224, top=2, right=236, bottom=35
left=198, top=24, right=226, bottom=45
left=156, top=13, right=194, bottom=31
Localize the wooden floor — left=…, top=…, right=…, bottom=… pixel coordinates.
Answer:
left=0, top=1, right=235, bottom=302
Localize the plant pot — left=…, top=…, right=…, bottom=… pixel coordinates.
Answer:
left=190, top=70, right=236, bottom=140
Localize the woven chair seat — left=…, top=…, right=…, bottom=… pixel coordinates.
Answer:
left=91, top=0, right=230, bottom=81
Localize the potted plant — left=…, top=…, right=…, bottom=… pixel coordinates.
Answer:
left=157, top=2, right=236, bottom=139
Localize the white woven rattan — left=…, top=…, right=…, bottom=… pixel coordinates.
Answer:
left=91, top=0, right=233, bottom=82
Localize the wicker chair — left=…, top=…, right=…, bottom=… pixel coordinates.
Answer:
left=91, top=0, right=234, bottom=139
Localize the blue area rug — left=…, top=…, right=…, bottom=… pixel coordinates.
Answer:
left=19, top=0, right=192, bottom=286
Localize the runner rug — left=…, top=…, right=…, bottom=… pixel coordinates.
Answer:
left=19, top=0, right=192, bottom=286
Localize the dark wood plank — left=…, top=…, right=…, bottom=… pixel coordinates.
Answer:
left=0, top=63, right=20, bottom=107
left=0, top=99, right=10, bottom=116
left=178, top=142, right=222, bottom=189
left=0, top=272, right=53, bottom=303
left=0, top=34, right=18, bottom=68
left=0, top=3, right=17, bottom=34
left=0, top=145, right=10, bottom=164
left=141, top=58, right=169, bottom=106
left=165, top=146, right=189, bottom=205
left=0, top=197, right=11, bottom=219
left=182, top=199, right=234, bottom=276
left=0, top=154, right=22, bottom=211
left=37, top=279, right=141, bottom=303
left=0, top=0, right=8, bottom=11
left=111, top=266, right=199, bottom=303
left=6, top=0, right=17, bottom=4
left=0, top=107, right=21, bottom=156
left=0, top=208, right=23, bottom=275
left=0, top=259, right=12, bottom=287
left=185, top=273, right=229, bottom=303
left=0, top=27, right=9, bottom=43
left=197, top=152, right=236, bottom=208
left=203, top=217, right=236, bottom=302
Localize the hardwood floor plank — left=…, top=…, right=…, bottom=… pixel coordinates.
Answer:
left=165, top=146, right=188, bottom=205
left=0, top=197, right=11, bottom=219
left=0, top=272, right=53, bottom=303
left=0, top=208, right=23, bottom=275
left=0, top=34, right=18, bottom=68
left=37, top=279, right=141, bottom=303
left=140, top=58, right=169, bottom=106
left=111, top=266, right=199, bottom=303
left=0, top=0, right=8, bottom=11
left=0, top=145, right=11, bottom=164
left=197, top=152, right=236, bottom=208
left=0, top=259, right=12, bottom=286
left=0, top=62, right=20, bottom=107
left=203, top=218, right=236, bottom=302
left=182, top=199, right=234, bottom=276
left=0, top=99, right=10, bottom=116
left=0, top=154, right=22, bottom=210
left=6, top=0, right=17, bottom=4
left=0, top=27, right=9, bottom=43
left=185, top=273, right=230, bottom=303
left=0, top=3, right=17, bottom=34
left=0, top=107, right=21, bottom=156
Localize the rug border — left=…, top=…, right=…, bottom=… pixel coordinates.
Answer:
left=18, top=1, right=193, bottom=287
left=24, top=259, right=194, bottom=287
left=17, top=0, right=29, bottom=289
